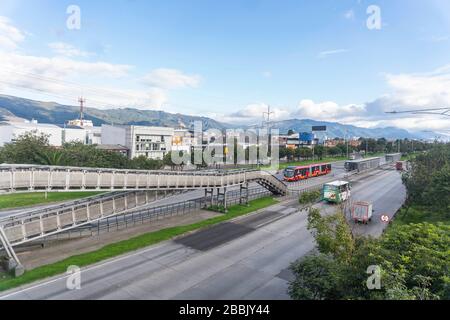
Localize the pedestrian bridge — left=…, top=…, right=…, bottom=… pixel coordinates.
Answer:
left=0, top=165, right=287, bottom=273
left=0, top=164, right=287, bottom=196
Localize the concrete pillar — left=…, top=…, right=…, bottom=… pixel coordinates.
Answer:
left=86, top=203, right=91, bottom=220
left=71, top=206, right=76, bottom=225
left=99, top=200, right=104, bottom=218
left=223, top=187, right=228, bottom=212
left=111, top=171, right=115, bottom=190
left=65, top=169, right=70, bottom=190
left=97, top=171, right=101, bottom=190
left=30, top=169, right=34, bottom=191
left=10, top=169, right=15, bottom=192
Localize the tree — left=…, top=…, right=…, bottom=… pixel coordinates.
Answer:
left=328, top=146, right=341, bottom=157
left=307, top=208, right=355, bottom=263
left=286, top=148, right=295, bottom=161
left=402, top=144, right=450, bottom=209
left=129, top=155, right=163, bottom=170
left=36, top=149, right=68, bottom=166
left=299, top=190, right=321, bottom=207
left=287, top=129, right=295, bottom=136
left=423, top=164, right=450, bottom=213
left=279, top=147, right=288, bottom=160
left=163, top=151, right=188, bottom=170
left=0, top=131, right=50, bottom=164
left=289, top=254, right=343, bottom=300
left=314, top=145, right=325, bottom=160
left=299, top=147, right=312, bottom=160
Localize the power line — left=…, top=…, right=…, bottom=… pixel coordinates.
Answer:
left=386, top=107, right=450, bottom=117
left=263, top=105, right=274, bottom=129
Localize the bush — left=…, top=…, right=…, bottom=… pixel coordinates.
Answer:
left=299, top=190, right=321, bottom=205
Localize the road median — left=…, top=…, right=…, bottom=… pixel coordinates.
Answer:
left=0, top=196, right=279, bottom=293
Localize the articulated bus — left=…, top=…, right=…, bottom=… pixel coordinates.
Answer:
left=283, top=163, right=332, bottom=182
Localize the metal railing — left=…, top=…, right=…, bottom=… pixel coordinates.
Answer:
left=20, top=187, right=272, bottom=243
left=0, top=164, right=286, bottom=193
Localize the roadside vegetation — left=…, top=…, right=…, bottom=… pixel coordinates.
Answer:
left=279, top=137, right=431, bottom=163
left=289, top=143, right=450, bottom=300
left=0, top=132, right=180, bottom=170
left=0, top=192, right=104, bottom=210
left=0, top=196, right=278, bottom=292
left=298, top=190, right=322, bottom=206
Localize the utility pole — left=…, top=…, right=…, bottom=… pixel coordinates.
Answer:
left=79, top=97, right=86, bottom=127
left=345, top=130, right=349, bottom=159
left=263, top=105, right=274, bottom=129
left=262, top=105, right=274, bottom=165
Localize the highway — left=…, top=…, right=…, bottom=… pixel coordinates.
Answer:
left=0, top=167, right=405, bottom=300
left=347, top=167, right=406, bottom=237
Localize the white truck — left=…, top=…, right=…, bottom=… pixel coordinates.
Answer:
left=351, top=201, right=373, bottom=224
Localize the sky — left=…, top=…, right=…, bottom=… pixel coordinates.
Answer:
left=0, top=0, right=449, bottom=133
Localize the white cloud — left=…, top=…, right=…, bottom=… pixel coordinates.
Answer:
left=297, top=99, right=366, bottom=120
left=0, top=16, right=24, bottom=50
left=318, top=49, right=349, bottom=59
left=216, top=63, right=450, bottom=132
left=208, top=103, right=291, bottom=125
left=48, top=42, right=94, bottom=58
left=230, top=103, right=290, bottom=121
left=344, top=10, right=355, bottom=20
left=0, top=16, right=202, bottom=110
left=384, top=66, right=450, bottom=109
left=142, top=68, right=201, bottom=89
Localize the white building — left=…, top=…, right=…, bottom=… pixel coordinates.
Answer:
left=0, top=121, right=63, bottom=147
left=101, top=125, right=174, bottom=160
left=0, top=121, right=102, bottom=147
left=172, top=128, right=197, bottom=153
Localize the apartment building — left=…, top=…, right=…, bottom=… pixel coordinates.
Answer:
left=101, top=125, right=174, bottom=160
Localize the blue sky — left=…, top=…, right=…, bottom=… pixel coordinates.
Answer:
left=0, top=0, right=449, bottom=131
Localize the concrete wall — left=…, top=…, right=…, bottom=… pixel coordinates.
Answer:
left=0, top=123, right=62, bottom=147
left=63, top=128, right=87, bottom=144
left=101, top=125, right=127, bottom=146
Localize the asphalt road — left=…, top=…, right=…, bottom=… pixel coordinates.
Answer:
left=0, top=167, right=405, bottom=300
left=346, top=167, right=406, bottom=237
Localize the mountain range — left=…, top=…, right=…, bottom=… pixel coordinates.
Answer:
left=0, top=94, right=435, bottom=140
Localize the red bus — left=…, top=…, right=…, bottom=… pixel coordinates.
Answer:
left=283, top=163, right=332, bottom=182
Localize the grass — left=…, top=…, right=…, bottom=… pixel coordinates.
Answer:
left=0, top=192, right=105, bottom=210
left=401, top=153, right=418, bottom=161
left=393, top=205, right=450, bottom=226
left=0, top=196, right=278, bottom=292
